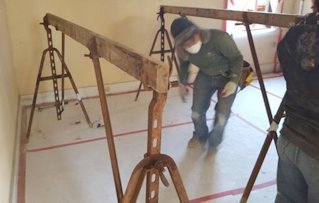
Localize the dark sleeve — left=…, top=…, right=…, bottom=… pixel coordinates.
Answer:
left=178, top=58, right=190, bottom=85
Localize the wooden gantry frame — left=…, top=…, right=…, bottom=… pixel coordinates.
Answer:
left=37, top=6, right=305, bottom=203
left=41, top=13, right=188, bottom=203
left=160, top=5, right=304, bottom=203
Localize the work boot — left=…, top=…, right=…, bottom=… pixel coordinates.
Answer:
left=187, top=132, right=208, bottom=148
left=208, top=134, right=223, bottom=148
left=208, top=128, right=224, bottom=148
left=187, top=137, right=202, bottom=148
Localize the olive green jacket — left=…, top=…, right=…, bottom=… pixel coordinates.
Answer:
left=178, top=29, right=243, bottom=85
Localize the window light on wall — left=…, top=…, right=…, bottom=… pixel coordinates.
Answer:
left=226, top=0, right=284, bottom=34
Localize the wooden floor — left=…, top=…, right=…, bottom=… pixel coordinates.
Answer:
left=18, top=74, right=285, bottom=203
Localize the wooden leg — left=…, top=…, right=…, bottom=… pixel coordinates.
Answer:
left=240, top=96, right=286, bottom=203
left=134, top=82, right=143, bottom=101
left=163, top=155, right=189, bottom=203
left=26, top=49, right=49, bottom=139
left=91, top=55, right=123, bottom=202
left=123, top=154, right=189, bottom=203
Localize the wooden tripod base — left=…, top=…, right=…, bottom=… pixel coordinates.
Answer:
left=123, top=154, right=189, bottom=203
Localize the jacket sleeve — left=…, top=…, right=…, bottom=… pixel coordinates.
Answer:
left=178, top=58, right=190, bottom=85
left=218, top=33, right=243, bottom=84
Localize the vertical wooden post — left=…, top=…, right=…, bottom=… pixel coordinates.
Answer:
left=145, top=91, right=166, bottom=202
left=90, top=50, right=124, bottom=202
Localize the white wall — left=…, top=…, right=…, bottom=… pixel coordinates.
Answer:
left=5, top=0, right=301, bottom=97
left=231, top=0, right=300, bottom=73
left=302, top=0, right=314, bottom=14
left=0, top=0, right=19, bottom=203
left=5, top=0, right=225, bottom=96
left=233, top=29, right=280, bottom=73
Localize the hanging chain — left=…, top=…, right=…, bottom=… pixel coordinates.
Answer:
left=44, top=25, right=63, bottom=120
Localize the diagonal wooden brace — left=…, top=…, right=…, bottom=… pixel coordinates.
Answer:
left=123, top=154, right=189, bottom=203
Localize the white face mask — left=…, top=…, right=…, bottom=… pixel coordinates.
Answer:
left=185, top=41, right=202, bottom=54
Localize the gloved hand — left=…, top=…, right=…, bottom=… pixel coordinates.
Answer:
left=220, top=81, right=237, bottom=97
left=179, top=83, right=189, bottom=102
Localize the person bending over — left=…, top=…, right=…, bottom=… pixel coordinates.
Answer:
left=170, top=17, right=243, bottom=149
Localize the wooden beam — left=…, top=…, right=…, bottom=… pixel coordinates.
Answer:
left=43, top=13, right=169, bottom=93
left=161, top=6, right=304, bottom=28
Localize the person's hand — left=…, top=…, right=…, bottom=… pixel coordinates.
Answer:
left=179, top=83, right=188, bottom=102
left=220, top=81, right=237, bottom=97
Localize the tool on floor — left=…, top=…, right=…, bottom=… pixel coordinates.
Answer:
left=91, top=120, right=104, bottom=128
left=26, top=22, right=92, bottom=139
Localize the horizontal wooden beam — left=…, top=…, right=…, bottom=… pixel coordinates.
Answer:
left=43, top=13, right=169, bottom=93
left=161, top=6, right=304, bottom=28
